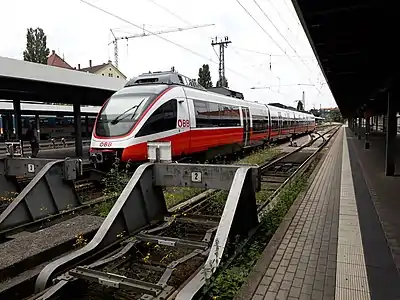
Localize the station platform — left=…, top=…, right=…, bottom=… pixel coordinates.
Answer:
left=0, top=143, right=90, bottom=159
left=33, top=146, right=90, bottom=159
left=236, top=126, right=400, bottom=300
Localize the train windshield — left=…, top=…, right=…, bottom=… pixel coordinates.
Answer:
left=95, top=85, right=167, bottom=137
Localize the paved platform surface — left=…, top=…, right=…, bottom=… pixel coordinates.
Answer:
left=236, top=126, right=400, bottom=300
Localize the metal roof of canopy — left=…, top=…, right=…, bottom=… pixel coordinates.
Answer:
left=0, top=56, right=127, bottom=106
left=0, top=101, right=100, bottom=116
left=291, top=0, right=399, bottom=117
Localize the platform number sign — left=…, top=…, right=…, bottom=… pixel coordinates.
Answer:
left=27, top=163, right=35, bottom=173
left=191, top=171, right=202, bottom=183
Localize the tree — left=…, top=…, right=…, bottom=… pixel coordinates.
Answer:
left=309, top=108, right=321, bottom=117
left=23, top=27, right=50, bottom=64
left=216, top=76, right=228, bottom=88
left=296, top=101, right=304, bottom=111
left=198, top=64, right=213, bottom=88
left=328, top=109, right=344, bottom=123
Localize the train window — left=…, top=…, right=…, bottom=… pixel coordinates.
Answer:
left=136, top=99, right=177, bottom=137
left=219, top=104, right=240, bottom=127
left=252, top=114, right=268, bottom=133
left=194, top=100, right=241, bottom=128
left=209, top=103, right=220, bottom=116
left=208, top=102, right=220, bottom=127
left=276, top=118, right=279, bottom=129
left=194, top=100, right=209, bottom=128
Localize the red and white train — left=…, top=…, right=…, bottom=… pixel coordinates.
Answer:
left=89, top=71, right=316, bottom=168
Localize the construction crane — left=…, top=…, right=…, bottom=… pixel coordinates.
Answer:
left=109, top=23, right=214, bottom=68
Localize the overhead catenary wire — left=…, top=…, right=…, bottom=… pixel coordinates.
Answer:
left=228, top=47, right=290, bottom=96
left=235, top=0, right=322, bottom=95
left=261, top=0, right=306, bottom=49
left=80, top=0, right=254, bottom=83
left=231, top=45, right=315, bottom=59
left=82, top=0, right=324, bottom=104
left=146, top=1, right=317, bottom=100
left=146, top=0, right=223, bottom=73
left=212, top=47, right=220, bottom=60
left=146, top=0, right=315, bottom=98
left=146, top=0, right=290, bottom=98
left=235, top=0, right=289, bottom=59
left=252, top=0, right=312, bottom=73
left=252, top=0, right=322, bottom=95
left=282, top=0, right=302, bottom=27
left=146, top=0, right=193, bottom=26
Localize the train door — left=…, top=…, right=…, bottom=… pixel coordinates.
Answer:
left=242, top=107, right=251, bottom=146
left=175, top=93, right=191, bottom=156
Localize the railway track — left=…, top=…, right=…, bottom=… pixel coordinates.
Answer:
left=0, top=178, right=103, bottom=214
left=257, top=125, right=338, bottom=208
left=0, top=182, right=106, bottom=242
left=22, top=126, right=340, bottom=300
left=0, top=162, right=108, bottom=245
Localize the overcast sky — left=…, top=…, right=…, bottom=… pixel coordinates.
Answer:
left=1, top=0, right=337, bottom=110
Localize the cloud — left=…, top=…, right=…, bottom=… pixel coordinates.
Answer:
left=0, top=0, right=336, bottom=109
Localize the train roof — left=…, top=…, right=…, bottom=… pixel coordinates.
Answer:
left=0, top=100, right=100, bottom=116
left=267, top=104, right=315, bottom=119
left=182, top=85, right=315, bottom=118
left=121, top=70, right=315, bottom=119
left=125, top=70, right=207, bottom=91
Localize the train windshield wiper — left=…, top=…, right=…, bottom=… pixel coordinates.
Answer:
left=110, top=98, right=145, bottom=125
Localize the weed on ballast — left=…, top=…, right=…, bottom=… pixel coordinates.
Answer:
left=97, top=146, right=282, bottom=217
left=96, top=159, right=131, bottom=217
left=201, top=175, right=309, bottom=299
left=236, top=147, right=281, bottom=165
left=206, top=191, right=229, bottom=215
left=164, top=186, right=205, bottom=208
left=0, top=191, right=19, bottom=214
left=165, top=147, right=281, bottom=214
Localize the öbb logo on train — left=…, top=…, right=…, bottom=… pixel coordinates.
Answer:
left=177, top=119, right=190, bottom=128
left=99, top=141, right=113, bottom=147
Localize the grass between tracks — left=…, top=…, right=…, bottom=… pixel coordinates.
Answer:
left=96, top=146, right=282, bottom=217
left=201, top=155, right=321, bottom=299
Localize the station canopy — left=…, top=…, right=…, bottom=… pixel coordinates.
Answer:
left=291, top=0, right=399, bottom=117
left=0, top=56, right=127, bottom=106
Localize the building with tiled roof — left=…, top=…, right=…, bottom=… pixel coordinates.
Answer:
left=47, top=50, right=73, bottom=69
left=78, top=60, right=127, bottom=80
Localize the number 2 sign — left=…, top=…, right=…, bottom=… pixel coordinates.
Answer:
left=191, top=171, right=202, bottom=182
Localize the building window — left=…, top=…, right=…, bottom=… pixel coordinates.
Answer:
left=117, top=75, right=120, bottom=78
left=108, top=73, right=113, bottom=77
left=102, top=73, right=104, bottom=76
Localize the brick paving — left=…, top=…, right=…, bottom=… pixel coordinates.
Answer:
left=236, top=126, right=400, bottom=300
left=250, top=129, right=343, bottom=300
left=236, top=128, right=343, bottom=300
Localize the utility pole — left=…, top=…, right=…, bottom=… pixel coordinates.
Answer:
left=211, top=36, right=231, bottom=87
